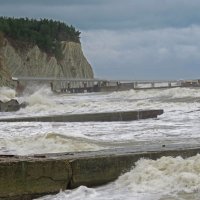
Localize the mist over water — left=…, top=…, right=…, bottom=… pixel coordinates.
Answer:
left=1, top=86, right=200, bottom=199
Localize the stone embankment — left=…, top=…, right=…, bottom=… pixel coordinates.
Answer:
left=0, top=109, right=163, bottom=122
left=0, top=144, right=200, bottom=199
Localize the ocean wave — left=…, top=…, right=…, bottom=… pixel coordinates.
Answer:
left=0, top=87, right=16, bottom=102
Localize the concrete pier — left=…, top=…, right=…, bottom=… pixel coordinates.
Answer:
left=12, top=76, right=200, bottom=94
left=0, top=144, right=200, bottom=199
left=0, top=109, right=163, bottom=122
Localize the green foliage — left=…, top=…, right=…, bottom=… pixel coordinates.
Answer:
left=0, top=17, right=81, bottom=60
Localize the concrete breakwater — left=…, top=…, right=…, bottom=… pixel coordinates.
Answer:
left=12, top=77, right=182, bottom=94
left=1, top=144, right=200, bottom=199
left=0, top=109, right=163, bottom=122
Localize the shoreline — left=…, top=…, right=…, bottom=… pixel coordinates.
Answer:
left=0, top=143, right=200, bottom=199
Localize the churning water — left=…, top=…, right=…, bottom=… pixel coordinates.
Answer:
left=1, top=86, right=200, bottom=199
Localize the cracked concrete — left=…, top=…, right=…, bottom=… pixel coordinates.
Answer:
left=1, top=144, right=200, bottom=199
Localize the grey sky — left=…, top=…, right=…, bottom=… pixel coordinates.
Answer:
left=0, top=0, right=200, bottom=80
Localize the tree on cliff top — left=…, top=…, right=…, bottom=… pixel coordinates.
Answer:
left=0, top=17, right=81, bottom=60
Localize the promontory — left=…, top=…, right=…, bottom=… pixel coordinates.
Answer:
left=0, top=17, right=94, bottom=87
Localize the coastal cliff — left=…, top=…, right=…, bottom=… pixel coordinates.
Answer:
left=0, top=32, right=12, bottom=87
left=0, top=58, right=12, bottom=87
left=0, top=18, right=94, bottom=87
left=0, top=39, right=93, bottom=87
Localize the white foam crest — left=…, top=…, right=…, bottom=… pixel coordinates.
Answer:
left=0, top=131, right=102, bottom=155
left=109, top=87, right=200, bottom=101
left=116, top=154, right=200, bottom=193
left=0, top=87, right=16, bottom=102
left=18, top=87, right=197, bottom=115
left=165, top=87, right=200, bottom=99
left=37, top=186, right=97, bottom=200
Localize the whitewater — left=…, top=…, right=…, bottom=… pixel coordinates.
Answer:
left=1, top=85, right=200, bottom=200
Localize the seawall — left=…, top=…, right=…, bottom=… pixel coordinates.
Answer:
left=0, top=144, right=200, bottom=199
left=0, top=109, right=163, bottom=122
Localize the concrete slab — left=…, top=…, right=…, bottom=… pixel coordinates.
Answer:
left=0, top=143, right=200, bottom=199
left=0, top=109, right=163, bottom=122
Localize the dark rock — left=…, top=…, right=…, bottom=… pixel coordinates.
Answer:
left=0, top=99, right=26, bottom=112
left=20, top=102, right=28, bottom=108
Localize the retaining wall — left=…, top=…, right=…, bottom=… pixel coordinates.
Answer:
left=0, top=109, right=163, bottom=122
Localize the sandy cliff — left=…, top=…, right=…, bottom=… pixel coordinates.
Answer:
left=0, top=38, right=94, bottom=87
left=0, top=53, right=12, bottom=87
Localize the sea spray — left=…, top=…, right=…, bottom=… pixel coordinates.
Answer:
left=116, top=155, right=200, bottom=193
left=25, top=85, right=54, bottom=106
left=0, top=87, right=16, bottom=102
left=37, top=155, right=200, bottom=200
left=0, top=128, right=103, bottom=155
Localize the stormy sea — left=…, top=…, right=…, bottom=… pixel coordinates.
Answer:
left=1, top=85, right=200, bottom=200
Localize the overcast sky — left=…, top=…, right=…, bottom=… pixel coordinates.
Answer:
left=1, top=0, right=200, bottom=80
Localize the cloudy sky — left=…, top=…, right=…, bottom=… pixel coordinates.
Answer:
left=1, top=0, right=200, bottom=80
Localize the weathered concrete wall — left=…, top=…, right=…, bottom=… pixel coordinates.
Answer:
left=0, top=144, right=200, bottom=199
left=69, top=146, right=200, bottom=188
left=0, top=109, right=164, bottom=122
left=0, top=158, right=71, bottom=200
left=69, top=154, right=139, bottom=188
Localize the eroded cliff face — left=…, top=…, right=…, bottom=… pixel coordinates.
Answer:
left=0, top=38, right=94, bottom=87
left=0, top=54, right=12, bottom=87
